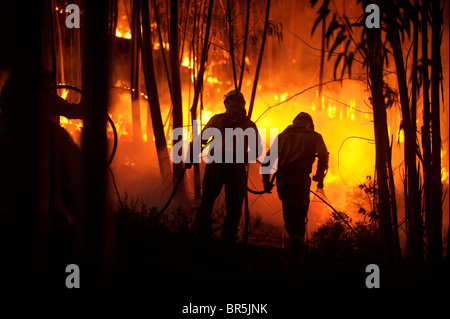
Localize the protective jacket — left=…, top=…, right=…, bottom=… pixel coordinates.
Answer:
left=262, top=112, right=329, bottom=241
left=192, top=92, right=261, bottom=243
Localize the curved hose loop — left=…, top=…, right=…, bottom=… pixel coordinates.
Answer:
left=247, top=171, right=358, bottom=237
left=247, top=172, right=277, bottom=195
left=51, top=85, right=118, bottom=167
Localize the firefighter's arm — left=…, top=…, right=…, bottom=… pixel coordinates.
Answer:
left=44, top=92, right=83, bottom=119
left=261, top=137, right=278, bottom=192
left=313, top=134, right=329, bottom=188
left=185, top=117, right=215, bottom=168
left=185, top=133, right=203, bottom=169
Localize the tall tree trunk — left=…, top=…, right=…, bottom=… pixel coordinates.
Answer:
left=366, top=22, right=398, bottom=277
left=152, top=0, right=173, bottom=97
left=226, top=0, right=239, bottom=91
left=318, top=15, right=326, bottom=97
left=244, top=0, right=270, bottom=243
left=248, top=0, right=271, bottom=119
left=429, top=0, right=443, bottom=268
left=169, top=0, right=187, bottom=198
left=386, top=7, right=423, bottom=275
left=48, top=0, right=57, bottom=76
left=238, top=0, right=251, bottom=91
left=77, top=0, right=111, bottom=294
left=140, top=0, right=172, bottom=178
left=0, top=0, right=41, bottom=294
left=411, top=0, right=419, bottom=141
left=131, top=0, right=142, bottom=143
left=190, top=0, right=214, bottom=204
left=421, top=0, right=434, bottom=268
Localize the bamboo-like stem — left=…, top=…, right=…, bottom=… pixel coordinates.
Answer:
left=238, top=0, right=251, bottom=91
left=248, top=0, right=270, bottom=119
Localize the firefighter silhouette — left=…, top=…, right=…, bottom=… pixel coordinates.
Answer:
left=188, top=90, right=262, bottom=245
left=262, top=112, right=329, bottom=257
left=0, top=67, right=83, bottom=230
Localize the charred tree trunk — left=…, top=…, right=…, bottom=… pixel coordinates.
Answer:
left=131, top=0, right=142, bottom=143
left=421, top=0, right=434, bottom=268
left=366, top=23, right=399, bottom=277
left=248, top=0, right=270, bottom=119
left=47, top=0, right=57, bottom=76
left=77, top=0, right=112, bottom=294
left=190, top=0, right=214, bottom=204
left=139, top=0, right=172, bottom=178
left=411, top=0, right=419, bottom=142
left=238, top=0, right=251, bottom=91
left=169, top=0, right=187, bottom=198
left=386, top=6, right=423, bottom=276
left=318, top=15, right=326, bottom=97
left=226, top=0, right=239, bottom=91
left=429, top=0, right=443, bottom=268
left=245, top=0, right=270, bottom=243
left=152, top=0, right=173, bottom=97
left=0, top=0, right=41, bottom=294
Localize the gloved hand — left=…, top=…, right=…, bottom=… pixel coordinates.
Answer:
left=263, top=175, right=274, bottom=193
left=312, top=174, right=324, bottom=189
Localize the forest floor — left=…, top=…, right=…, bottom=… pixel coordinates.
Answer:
left=103, top=210, right=449, bottom=316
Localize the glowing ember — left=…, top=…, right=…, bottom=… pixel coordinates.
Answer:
left=116, top=27, right=131, bottom=39
left=60, top=89, right=69, bottom=100
left=182, top=55, right=195, bottom=69
left=153, top=42, right=169, bottom=50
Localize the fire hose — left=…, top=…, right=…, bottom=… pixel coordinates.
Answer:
left=50, top=86, right=356, bottom=236
left=45, top=89, right=356, bottom=237
left=248, top=171, right=358, bottom=237
left=52, top=85, right=118, bottom=167
left=158, top=162, right=357, bottom=239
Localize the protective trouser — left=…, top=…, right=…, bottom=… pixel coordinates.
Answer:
left=192, top=163, right=247, bottom=242
left=276, top=165, right=311, bottom=241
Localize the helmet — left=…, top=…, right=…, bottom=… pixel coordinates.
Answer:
left=224, top=90, right=245, bottom=104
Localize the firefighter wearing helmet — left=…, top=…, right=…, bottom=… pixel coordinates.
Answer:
left=262, top=112, right=329, bottom=259
left=189, top=89, right=262, bottom=245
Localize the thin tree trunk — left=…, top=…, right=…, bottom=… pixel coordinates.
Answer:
left=244, top=0, right=270, bottom=243
left=421, top=0, right=434, bottom=267
left=429, top=0, right=443, bottom=268
left=318, top=15, right=326, bottom=97
left=226, top=0, right=239, bottom=91
left=140, top=0, right=172, bottom=178
left=131, top=0, right=142, bottom=143
left=248, top=0, right=270, bottom=119
left=190, top=0, right=213, bottom=119
left=152, top=0, right=173, bottom=96
left=411, top=0, right=419, bottom=141
left=169, top=0, right=187, bottom=197
left=367, top=22, right=397, bottom=277
left=48, top=0, right=57, bottom=76
left=409, top=5, right=419, bottom=265
left=190, top=0, right=214, bottom=204
left=238, top=0, right=251, bottom=91
left=386, top=8, right=423, bottom=275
